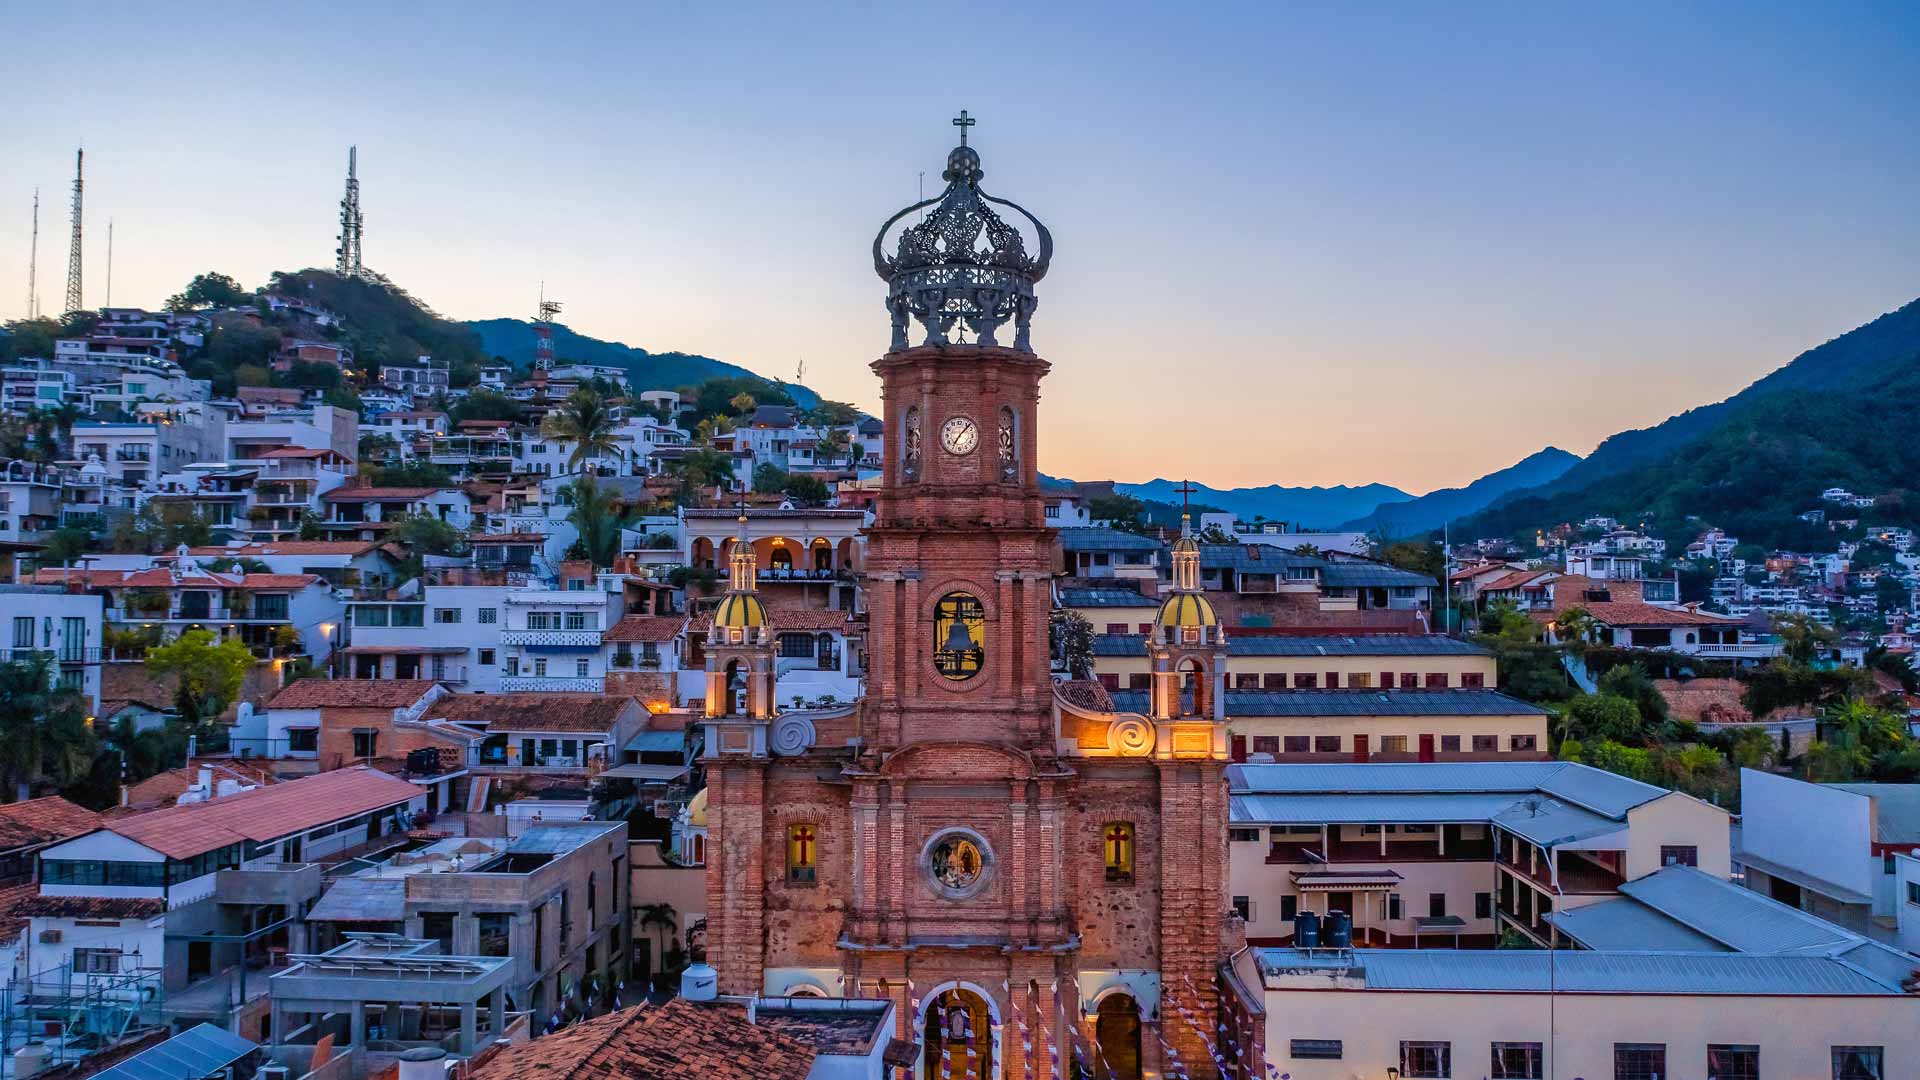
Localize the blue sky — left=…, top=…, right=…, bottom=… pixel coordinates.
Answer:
left=3, top=2, right=1917, bottom=492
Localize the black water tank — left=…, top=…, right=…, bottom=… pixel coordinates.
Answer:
left=1325, top=909, right=1353, bottom=948
left=1294, top=910, right=1321, bottom=948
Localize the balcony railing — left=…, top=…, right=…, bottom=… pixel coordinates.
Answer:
left=499, top=675, right=604, bottom=693
left=0, top=647, right=101, bottom=665
left=500, top=629, right=603, bottom=647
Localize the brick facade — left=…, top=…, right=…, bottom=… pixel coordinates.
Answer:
left=706, top=344, right=1239, bottom=1078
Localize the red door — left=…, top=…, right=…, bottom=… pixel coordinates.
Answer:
left=1230, top=735, right=1247, bottom=763
left=1418, top=734, right=1436, bottom=762
left=1352, top=734, right=1369, bottom=763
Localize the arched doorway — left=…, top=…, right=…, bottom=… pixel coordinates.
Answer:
left=921, top=986, right=995, bottom=1079
left=691, top=537, right=715, bottom=570
left=769, top=544, right=794, bottom=572
left=1092, top=994, right=1143, bottom=1080
left=811, top=538, right=833, bottom=572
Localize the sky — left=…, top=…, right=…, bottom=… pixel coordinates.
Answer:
left=2, top=3, right=1917, bottom=494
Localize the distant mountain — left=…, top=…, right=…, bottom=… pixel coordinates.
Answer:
left=1116, top=478, right=1411, bottom=530
left=467, top=318, right=820, bottom=407
left=1455, top=298, right=1920, bottom=551
left=1512, top=298, right=1920, bottom=501
left=1339, top=447, right=1580, bottom=535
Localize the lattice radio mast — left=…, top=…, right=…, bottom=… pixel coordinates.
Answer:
left=26, top=189, right=39, bottom=320
left=336, top=146, right=365, bottom=279
left=64, top=149, right=83, bottom=315
left=534, top=285, right=562, bottom=371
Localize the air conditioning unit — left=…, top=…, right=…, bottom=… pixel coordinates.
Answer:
left=256, top=1065, right=291, bottom=1080
left=38, top=929, right=61, bottom=944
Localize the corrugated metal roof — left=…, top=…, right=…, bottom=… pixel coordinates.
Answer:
left=1546, top=897, right=1732, bottom=953
left=1618, top=865, right=1860, bottom=955
left=1199, top=545, right=1322, bottom=572
left=1056, top=528, right=1163, bottom=552
left=92, top=1023, right=258, bottom=1080
left=1319, top=564, right=1437, bottom=588
left=1106, top=689, right=1548, bottom=718
left=625, top=730, right=686, bottom=753
left=1090, top=633, right=1488, bottom=658
left=1231, top=792, right=1525, bottom=825
left=1229, top=762, right=1667, bottom=819
left=1827, top=782, right=1920, bottom=844
left=1259, top=948, right=1902, bottom=995
left=1059, top=588, right=1158, bottom=609
left=1491, top=796, right=1625, bottom=847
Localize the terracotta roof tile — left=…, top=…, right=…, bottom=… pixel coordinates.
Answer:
left=17, top=895, right=166, bottom=920
left=0, top=797, right=102, bottom=851
left=104, top=766, right=422, bottom=860
left=465, top=999, right=816, bottom=1080
left=424, top=694, right=634, bottom=734
left=187, top=541, right=380, bottom=556
left=1056, top=679, right=1115, bottom=712
left=267, top=679, right=441, bottom=710
left=321, top=487, right=444, bottom=502
left=1575, top=602, right=1738, bottom=627
left=121, top=759, right=279, bottom=812
left=0, top=883, right=40, bottom=945
left=604, top=615, right=686, bottom=643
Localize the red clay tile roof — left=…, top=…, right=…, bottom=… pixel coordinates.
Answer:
left=188, top=541, right=380, bottom=556
left=120, top=759, right=279, bottom=812
left=424, top=693, right=634, bottom=733
left=0, top=797, right=102, bottom=852
left=1484, top=569, right=1554, bottom=591
left=238, top=573, right=324, bottom=590
left=465, top=999, right=816, bottom=1080
left=103, top=766, right=422, bottom=860
left=604, top=615, right=686, bottom=643
left=26, top=567, right=320, bottom=591
left=1569, top=602, right=1737, bottom=627
left=17, top=895, right=166, bottom=920
left=0, top=883, right=40, bottom=945
left=1056, top=679, right=1115, bottom=712
left=268, top=679, right=441, bottom=710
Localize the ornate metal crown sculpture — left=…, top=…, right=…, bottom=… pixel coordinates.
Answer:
left=872, top=113, right=1053, bottom=353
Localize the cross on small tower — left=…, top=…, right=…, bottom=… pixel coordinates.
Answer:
left=1173, top=479, right=1199, bottom=512
left=952, top=109, right=976, bottom=146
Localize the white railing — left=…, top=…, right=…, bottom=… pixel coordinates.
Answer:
left=500, top=676, right=604, bottom=693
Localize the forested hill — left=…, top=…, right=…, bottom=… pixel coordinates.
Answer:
left=1457, top=353, right=1920, bottom=552
left=469, top=319, right=820, bottom=407
left=1513, top=297, right=1920, bottom=500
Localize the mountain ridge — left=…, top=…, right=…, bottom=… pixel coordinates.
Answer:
left=1339, top=446, right=1580, bottom=535
left=468, top=318, right=822, bottom=407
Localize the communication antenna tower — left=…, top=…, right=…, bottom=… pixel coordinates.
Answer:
left=26, top=189, right=39, bottom=320
left=336, top=146, right=365, bottom=279
left=534, top=285, right=562, bottom=371
left=64, top=149, right=83, bottom=315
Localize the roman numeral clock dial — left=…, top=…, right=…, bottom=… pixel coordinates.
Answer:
left=940, top=415, right=979, bottom=455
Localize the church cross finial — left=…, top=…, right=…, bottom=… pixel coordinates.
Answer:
left=1173, top=480, right=1199, bottom=512
left=952, top=109, right=976, bottom=146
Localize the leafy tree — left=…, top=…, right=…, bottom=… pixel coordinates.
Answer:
left=784, top=475, right=830, bottom=506
left=805, top=400, right=864, bottom=426
left=1378, top=539, right=1444, bottom=580
left=448, top=389, right=522, bottom=423
left=1050, top=610, right=1095, bottom=679
left=0, top=318, right=60, bottom=364
left=0, top=656, right=98, bottom=800
left=1559, top=693, right=1645, bottom=746
left=1197, top=523, right=1233, bottom=543
left=671, top=449, right=738, bottom=497
left=1553, top=605, right=1598, bottom=646
left=692, top=376, right=792, bottom=418
left=166, top=272, right=250, bottom=311
left=541, top=387, right=620, bottom=470
left=752, top=464, right=790, bottom=494
left=565, top=474, right=638, bottom=569
left=1772, top=614, right=1835, bottom=665
left=366, top=462, right=455, bottom=488
left=728, top=392, right=757, bottom=415
left=1086, top=493, right=1149, bottom=533
left=36, top=527, right=92, bottom=566
left=1596, top=664, right=1670, bottom=731
left=1479, top=599, right=1541, bottom=643
left=146, top=629, right=254, bottom=727
left=387, top=513, right=469, bottom=557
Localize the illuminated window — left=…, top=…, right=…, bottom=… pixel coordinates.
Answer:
left=786, top=823, right=817, bottom=884
left=932, top=592, right=985, bottom=681
left=1104, top=822, right=1134, bottom=883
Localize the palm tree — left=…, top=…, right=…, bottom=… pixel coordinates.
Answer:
left=1554, top=606, right=1598, bottom=647
left=637, top=902, right=677, bottom=966
left=566, top=475, right=638, bottom=568
left=541, top=387, right=620, bottom=471
left=818, top=426, right=852, bottom=467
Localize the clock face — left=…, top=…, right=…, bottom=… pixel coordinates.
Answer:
left=940, top=416, right=979, bottom=455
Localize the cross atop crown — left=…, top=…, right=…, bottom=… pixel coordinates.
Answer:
left=1173, top=480, right=1199, bottom=511
left=952, top=109, right=976, bottom=147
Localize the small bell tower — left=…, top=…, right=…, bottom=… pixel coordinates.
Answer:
left=1147, top=484, right=1230, bottom=740
left=702, top=506, right=777, bottom=756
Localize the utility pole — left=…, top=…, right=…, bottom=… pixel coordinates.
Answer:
left=26, top=189, right=38, bottom=320
left=336, top=146, right=364, bottom=279
left=105, top=219, right=113, bottom=309
left=534, top=285, right=562, bottom=372
left=64, top=149, right=83, bottom=315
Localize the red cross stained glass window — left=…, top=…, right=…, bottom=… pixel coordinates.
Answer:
left=1105, top=821, right=1134, bottom=883
left=787, top=823, right=817, bottom=884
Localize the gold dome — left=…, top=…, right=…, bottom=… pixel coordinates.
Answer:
left=1156, top=591, right=1218, bottom=629
left=713, top=593, right=770, bottom=630
left=686, top=788, right=709, bottom=828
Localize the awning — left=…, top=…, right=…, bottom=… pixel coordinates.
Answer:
left=342, top=644, right=468, bottom=655
left=599, top=763, right=690, bottom=782
left=1412, top=915, right=1467, bottom=931
left=625, top=730, right=686, bottom=753
left=1290, top=869, right=1403, bottom=891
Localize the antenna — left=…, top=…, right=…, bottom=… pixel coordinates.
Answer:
left=26, top=189, right=38, bottom=320
left=533, top=284, right=563, bottom=371
left=105, top=219, right=113, bottom=309
left=64, top=149, right=83, bottom=315
left=336, top=146, right=365, bottom=279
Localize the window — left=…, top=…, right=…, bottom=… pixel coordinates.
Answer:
left=1401, top=1041, right=1451, bottom=1078
left=1236, top=673, right=1260, bottom=689
left=1661, top=845, right=1699, bottom=868
left=1293, top=672, right=1318, bottom=688
left=1425, top=672, right=1449, bottom=688
left=1314, top=735, right=1341, bottom=753
left=576, top=659, right=590, bottom=677
left=1708, top=1045, right=1759, bottom=1080
left=1283, top=736, right=1309, bottom=754
left=1279, top=894, right=1297, bottom=921
left=1380, top=735, right=1408, bottom=753
left=478, top=649, right=496, bottom=666
left=391, top=605, right=424, bottom=627
left=1428, top=892, right=1447, bottom=918
left=1510, top=734, right=1538, bottom=752
left=11, top=617, right=32, bottom=649
left=505, top=656, right=520, bottom=676
left=1387, top=892, right=1403, bottom=919
left=1475, top=892, right=1493, bottom=919
left=564, top=611, right=589, bottom=630
left=288, top=728, right=318, bottom=753
left=1491, top=1042, right=1543, bottom=1079
left=1399, top=672, right=1418, bottom=689
left=61, top=616, right=86, bottom=661
left=1104, top=822, right=1134, bottom=883
left=1229, top=828, right=1261, bottom=843
left=1473, top=734, right=1497, bottom=752
left=1104, top=623, right=1127, bottom=635
left=1252, top=736, right=1279, bottom=756
left=932, top=592, right=985, bottom=681
left=1832, top=1046, right=1883, bottom=1079
left=1349, top=672, right=1372, bottom=688
left=1127, top=674, right=1150, bottom=691
left=1615, top=1043, right=1666, bottom=1080
left=356, top=605, right=389, bottom=627
left=476, top=912, right=511, bottom=957
left=527, top=612, right=557, bottom=630
left=1462, top=672, right=1485, bottom=688
left=1290, top=1040, right=1342, bottom=1060
left=786, top=823, right=817, bottom=884
left=434, top=608, right=462, bottom=624
left=1885, top=853, right=1896, bottom=874
left=73, top=948, right=121, bottom=974
left=1441, top=734, right=1461, bottom=752
left=1231, top=895, right=1251, bottom=920
left=1908, top=881, right=1920, bottom=906
left=478, top=607, right=498, bottom=624
left=353, top=731, right=378, bottom=758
